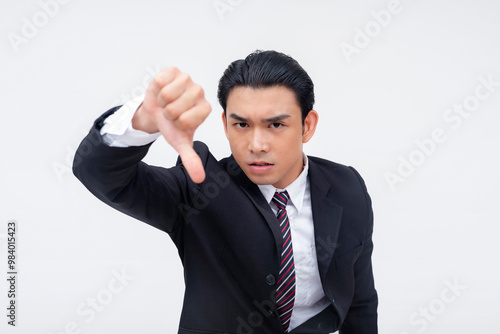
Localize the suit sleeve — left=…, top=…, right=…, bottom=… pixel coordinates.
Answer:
left=340, top=167, right=378, bottom=334
left=72, top=107, right=203, bottom=234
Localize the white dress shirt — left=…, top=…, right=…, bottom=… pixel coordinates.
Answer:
left=100, top=95, right=160, bottom=147
left=257, top=158, right=330, bottom=331
left=100, top=98, right=331, bottom=331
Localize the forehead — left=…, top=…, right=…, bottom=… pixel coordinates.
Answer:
left=226, top=86, right=301, bottom=119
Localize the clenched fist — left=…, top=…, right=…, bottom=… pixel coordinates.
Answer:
left=132, top=67, right=211, bottom=183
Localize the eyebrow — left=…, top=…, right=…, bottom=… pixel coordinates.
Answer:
left=229, top=113, right=291, bottom=123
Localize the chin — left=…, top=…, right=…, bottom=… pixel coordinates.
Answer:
left=246, top=174, right=276, bottom=186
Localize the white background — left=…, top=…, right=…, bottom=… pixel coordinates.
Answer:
left=1, top=0, right=499, bottom=333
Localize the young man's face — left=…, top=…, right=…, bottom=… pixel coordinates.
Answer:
left=222, top=86, right=318, bottom=189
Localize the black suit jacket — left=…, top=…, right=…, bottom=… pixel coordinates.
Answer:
left=73, top=107, right=378, bottom=334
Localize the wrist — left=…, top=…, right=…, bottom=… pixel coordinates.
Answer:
left=132, top=104, right=159, bottom=134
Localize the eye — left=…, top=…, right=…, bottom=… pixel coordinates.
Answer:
left=270, top=122, right=283, bottom=129
left=234, top=122, right=248, bottom=128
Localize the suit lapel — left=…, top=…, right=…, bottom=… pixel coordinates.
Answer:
left=308, top=158, right=343, bottom=285
left=225, top=155, right=344, bottom=282
left=226, top=156, right=284, bottom=258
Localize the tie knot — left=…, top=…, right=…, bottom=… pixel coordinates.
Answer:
left=272, top=191, right=289, bottom=210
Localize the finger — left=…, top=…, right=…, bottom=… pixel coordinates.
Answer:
left=163, top=84, right=204, bottom=121
left=172, top=100, right=212, bottom=130
left=150, top=68, right=178, bottom=95
left=157, top=72, right=191, bottom=109
left=142, top=70, right=177, bottom=114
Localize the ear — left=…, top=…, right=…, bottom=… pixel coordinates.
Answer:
left=222, top=111, right=229, bottom=139
left=302, top=110, right=318, bottom=143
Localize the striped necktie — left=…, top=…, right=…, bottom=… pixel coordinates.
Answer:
left=272, top=191, right=295, bottom=332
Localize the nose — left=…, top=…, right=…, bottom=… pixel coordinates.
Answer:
left=248, top=128, right=270, bottom=153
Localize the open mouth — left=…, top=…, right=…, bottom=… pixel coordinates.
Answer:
left=248, top=162, right=274, bottom=173
left=250, top=163, right=273, bottom=166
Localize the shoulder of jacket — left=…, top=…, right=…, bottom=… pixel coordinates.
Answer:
left=308, top=155, right=351, bottom=172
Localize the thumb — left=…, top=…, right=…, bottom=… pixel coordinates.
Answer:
left=156, top=114, right=206, bottom=183
left=176, top=142, right=206, bottom=184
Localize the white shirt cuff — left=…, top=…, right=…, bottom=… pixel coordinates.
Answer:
left=100, top=94, right=161, bottom=147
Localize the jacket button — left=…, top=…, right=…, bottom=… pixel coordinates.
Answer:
left=266, top=274, right=276, bottom=285
left=263, top=305, right=275, bottom=317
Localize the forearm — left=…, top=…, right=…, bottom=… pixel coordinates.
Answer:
left=73, top=107, right=188, bottom=233
left=73, top=111, right=152, bottom=203
left=74, top=66, right=210, bottom=231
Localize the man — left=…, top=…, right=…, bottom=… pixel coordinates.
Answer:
left=73, top=50, right=377, bottom=333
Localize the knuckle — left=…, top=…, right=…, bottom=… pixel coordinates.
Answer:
left=177, top=114, right=195, bottom=129
left=164, top=104, right=180, bottom=119
left=167, top=66, right=179, bottom=74
left=152, top=75, right=165, bottom=88
left=192, top=85, right=204, bottom=99
left=179, top=73, right=191, bottom=84
left=153, top=67, right=179, bottom=87
left=201, top=100, right=212, bottom=114
left=159, top=87, right=172, bottom=103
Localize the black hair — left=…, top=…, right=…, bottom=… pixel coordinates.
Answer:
left=217, top=50, right=315, bottom=123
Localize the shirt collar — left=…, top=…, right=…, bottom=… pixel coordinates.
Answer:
left=257, top=154, right=309, bottom=213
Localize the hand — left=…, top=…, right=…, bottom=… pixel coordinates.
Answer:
left=132, top=67, right=211, bottom=183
